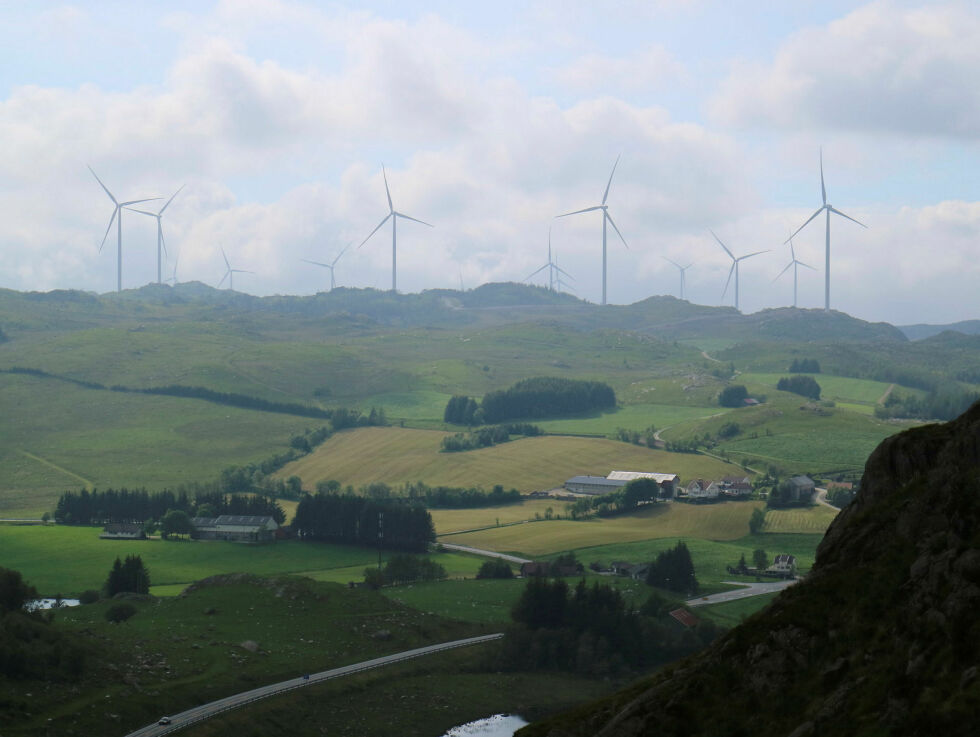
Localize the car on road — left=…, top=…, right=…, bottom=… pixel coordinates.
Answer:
left=158, top=716, right=172, bottom=725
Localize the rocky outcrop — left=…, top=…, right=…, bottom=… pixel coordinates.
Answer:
left=522, top=403, right=980, bottom=737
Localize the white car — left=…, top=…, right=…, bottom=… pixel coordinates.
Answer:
left=158, top=716, right=172, bottom=725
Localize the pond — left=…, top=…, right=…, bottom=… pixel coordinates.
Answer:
left=26, top=598, right=80, bottom=610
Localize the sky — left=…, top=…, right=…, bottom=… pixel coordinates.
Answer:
left=0, top=0, right=977, bottom=325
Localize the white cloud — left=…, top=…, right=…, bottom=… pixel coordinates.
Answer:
left=548, top=46, right=687, bottom=94
left=710, top=1, right=980, bottom=139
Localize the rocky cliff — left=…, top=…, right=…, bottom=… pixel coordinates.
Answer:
left=522, top=403, right=980, bottom=736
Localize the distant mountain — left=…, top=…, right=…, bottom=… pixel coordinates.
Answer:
left=520, top=401, right=980, bottom=737
left=900, top=320, right=980, bottom=341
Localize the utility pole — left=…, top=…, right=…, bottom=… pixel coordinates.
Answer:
left=377, top=511, right=384, bottom=569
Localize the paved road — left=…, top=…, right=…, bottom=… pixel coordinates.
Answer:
left=124, top=633, right=503, bottom=737
left=438, top=542, right=531, bottom=564
left=814, top=487, right=840, bottom=510
left=685, top=579, right=797, bottom=607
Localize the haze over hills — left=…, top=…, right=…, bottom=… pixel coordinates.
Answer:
left=900, top=320, right=980, bottom=341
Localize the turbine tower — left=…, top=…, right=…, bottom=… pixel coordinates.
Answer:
left=773, top=239, right=815, bottom=308
left=712, top=230, right=768, bottom=312
left=166, top=255, right=179, bottom=286
left=218, top=248, right=253, bottom=291
left=662, top=256, right=693, bottom=301
left=786, top=148, right=867, bottom=311
left=524, top=226, right=573, bottom=291
left=301, top=242, right=351, bottom=292
left=555, top=155, right=628, bottom=306
left=358, top=165, right=433, bottom=292
left=89, top=166, right=160, bottom=292
left=127, top=184, right=185, bottom=284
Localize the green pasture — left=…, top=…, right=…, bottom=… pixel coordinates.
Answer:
left=382, top=577, right=529, bottom=624
left=764, top=505, right=839, bottom=533
left=698, top=592, right=780, bottom=627
left=738, top=372, right=894, bottom=405
left=430, top=498, right=572, bottom=534
left=0, top=374, right=311, bottom=516
left=278, top=426, right=746, bottom=493
left=533, top=403, right=719, bottom=435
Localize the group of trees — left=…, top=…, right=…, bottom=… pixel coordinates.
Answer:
left=104, top=555, right=150, bottom=597
left=615, top=425, right=658, bottom=447
left=476, top=558, right=514, bottom=579
left=718, top=384, right=748, bottom=407
left=54, top=488, right=285, bottom=526
left=645, top=542, right=699, bottom=596
left=874, top=386, right=980, bottom=421
left=440, top=423, right=542, bottom=452
left=292, top=494, right=435, bottom=552
left=445, top=378, right=616, bottom=426
left=567, top=478, right=664, bottom=520
left=0, top=568, right=86, bottom=680
left=403, top=482, right=522, bottom=509
left=500, top=578, right=720, bottom=676
left=777, top=375, right=822, bottom=400
left=789, top=358, right=821, bottom=373
left=363, top=554, right=447, bottom=588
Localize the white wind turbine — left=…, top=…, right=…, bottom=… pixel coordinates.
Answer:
left=358, top=165, right=433, bottom=292
left=713, top=230, right=769, bottom=312
left=662, top=257, right=693, bottom=301
left=555, top=155, right=628, bottom=305
left=301, top=242, right=351, bottom=292
left=127, top=184, right=185, bottom=284
left=524, top=226, right=573, bottom=291
left=786, top=148, right=867, bottom=311
left=165, top=254, right=179, bottom=286
left=773, top=239, right=815, bottom=308
left=89, top=166, right=160, bottom=292
left=217, top=248, right=253, bottom=291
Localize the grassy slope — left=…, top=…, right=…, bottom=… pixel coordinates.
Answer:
left=277, top=426, right=745, bottom=492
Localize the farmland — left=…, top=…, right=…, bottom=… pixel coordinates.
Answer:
left=277, top=426, right=745, bottom=492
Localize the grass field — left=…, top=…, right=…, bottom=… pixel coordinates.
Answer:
left=738, top=372, right=895, bottom=405
left=764, top=505, right=840, bottom=533
left=278, top=426, right=746, bottom=492
left=698, top=592, right=779, bottom=627
left=430, top=498, right=573, bottom=534
left=533, top=403, right=719, bottom=435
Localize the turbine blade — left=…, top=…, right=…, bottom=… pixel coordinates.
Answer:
left=221, top=248, right=230, bottom=270
left=395, top=212, right=433, bottom=227
left=661, top=255, right=682, bottom=269
left=358, top=213, right=392, bottom=248
left=797, top=260, right=817, bottom=271
left=555, top=205, right=602, bottom=218
left=604, top=211, right=628, bottom=248
left=789, top=241, right=797, bottom=261
left=524, top=264, right=549, bottom=281
left=159, top=184, right=185, bottom=214
left=828, top=206, right=868, bottom=229
left=773, top=261, right=794, bottom=282
left=331, top=241, right=353, bottom=266
left=234, top=270, right=255, bottom=274
left=602, top=154, right=620, bottom=205
left=88, top=165, right=117, bottom=204
left=785, top=208, right=824, bottom=243
left=738, top=249, right=770, bottom=261
left=125, top=208, right=157, bottom=217
left=820, top=147, right=827, bottom=206
left=160, top=228, right=168, bottom=259
left=119, top=197, right=162, bottom=206
left=710, top=229, right=735, bottom=260
left=555, top=265, right=575, bottom=280
left=382, top=165, right=393, bottom=213
left=218, top=271, right=229, bottom=288
left=721, top=262, right=735, bottom=300
left=301, top=259, right=331, bottom=268
left=99, top=208, right=118, bottom=252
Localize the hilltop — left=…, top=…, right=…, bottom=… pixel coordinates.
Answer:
left=520, top=401, right=980, bottom=736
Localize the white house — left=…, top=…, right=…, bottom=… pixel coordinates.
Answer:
left=767, top=554, right=797, bottom=578
left=685, top=480, right=720, bottom=500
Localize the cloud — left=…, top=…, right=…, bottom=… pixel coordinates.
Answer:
left=710, top=1, right=980, bottom=139
left=548, top=46, right=687, bottom=94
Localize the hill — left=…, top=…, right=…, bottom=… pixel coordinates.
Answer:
left=520, top=401, right=980, bottom=736
left=900, top=319, right=980, bottom=341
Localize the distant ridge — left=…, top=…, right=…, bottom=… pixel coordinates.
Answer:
left=900, top=319, right=980, bottom=341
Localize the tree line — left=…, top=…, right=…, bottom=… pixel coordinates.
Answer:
left=444, top=377, right=616, bottom=425
left=440, top=422, right=542, bottom=452
left=777, top=374, right=822, bottom=400
left=874, top=386, right=980, bottom=421
left=292, top=493, right=434, bottom=552
left=789, top=358, right=821, bottom=373
left=54, top=488, right=285, bottom=526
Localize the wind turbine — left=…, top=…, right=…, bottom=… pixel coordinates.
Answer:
left=524, top=226, right=573, bottom=291
left=555, top=155, right=628, bottom=306
left=358, top=165, right=433, bottom=292
left=773, top=239, right=816, bottom=308
left=127, top=184, right=185, bottom=284
left=555, top=252, right=575, bottom=295
left=786, top=148, right=867, bottom=311
left=662, top=256, right=693, bottom=301
left=712, top=230, right=768, bottom=312
left=89, top=166, right=160, bottom=292
left=217, top=248, right=253, bottom=291
left=165, top=254, right=179, bottom=286
left=301, top=242, right=351, bottom=292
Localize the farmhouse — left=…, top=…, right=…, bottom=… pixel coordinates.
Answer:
left=607, top=470, right=680, bottom=498
left=100, top=523, right=145, bottom=540
left=190, top=515, right=279, bottom=543
left=684, top=479, right=720, bottom=501
left=720, top=476, right=753, bottom=498
left=767, top=554, right=797, bottom=578
left=787, top=476, right=816, bottom=503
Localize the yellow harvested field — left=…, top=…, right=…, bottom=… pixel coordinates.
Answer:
left=440, top=501, right=765, bottom=557
left=430, top=499, right=571, bottom=535
left=764, top=505, right=839, bottom=533
left=279, top=426, right=744, bottom=493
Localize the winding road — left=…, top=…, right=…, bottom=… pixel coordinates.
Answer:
left=123, top=633, right=503, bottom=736
left=438, top=542, right=531, bottom=564
left=685, top=579, right=797, bottom=607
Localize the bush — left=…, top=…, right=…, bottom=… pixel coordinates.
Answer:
left=78, top=590, right=100, bottom=605
left=476, top=559, right=514, bottom=579
left=105, top=602, right=137, bottom=623
left=777, top=375, right=821, bottom=400
left=718, top=385, right=748, bottom=407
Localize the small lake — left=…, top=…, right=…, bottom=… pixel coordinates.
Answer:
left=27, top=598, right=80, bottom=610
left=441, top=714, right=528, bottom=737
